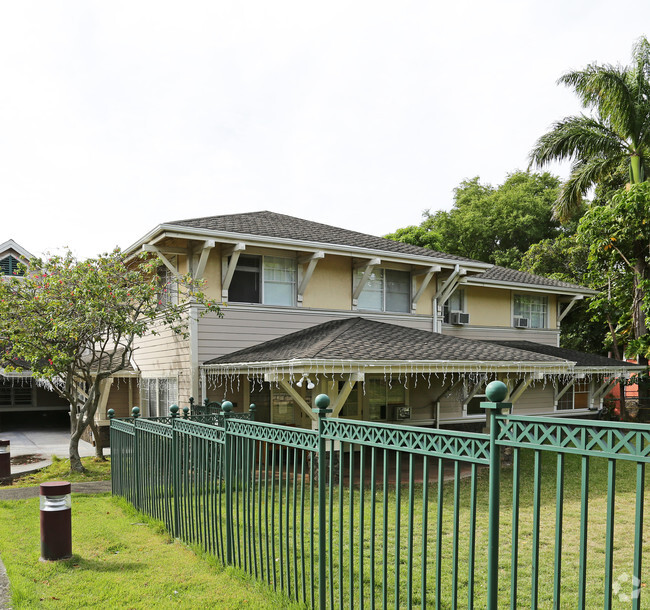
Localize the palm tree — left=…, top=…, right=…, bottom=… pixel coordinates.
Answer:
left=530, top=37, right=650, bottom=221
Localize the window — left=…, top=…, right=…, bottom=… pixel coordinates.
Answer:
left=356, top=268, right=410, bottom=313
left=0, top=255, right=24, bottom=276
left=157, top=265, right=178, bottom=309
left=513, top=294, right=548, bottom=329
left=443, top=289, right=465, bottom=323
left=557, top=381, right=590, bottom=410
left=229, top=255, right=296, bottom=306
left=141, top=378, right=178, bottom=417
left=367, top=377, right=407, bottom=420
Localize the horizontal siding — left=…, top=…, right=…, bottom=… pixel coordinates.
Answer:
left=441, top=324, right=560, bottom=347
left=132, top=320, right=192, bottom=405
left=198, top=305, right=435, bottom=362
left=512, top=381, right=555, bottom=415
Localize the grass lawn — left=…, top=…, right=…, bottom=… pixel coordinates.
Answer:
left=0, top=494, right=301, bottom=609
left=4, top=456, right=112, bottom=488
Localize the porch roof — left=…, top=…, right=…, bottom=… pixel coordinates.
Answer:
left=484, top=340, right=645, bottom=375
left=202, top=317, right=577, bottom=377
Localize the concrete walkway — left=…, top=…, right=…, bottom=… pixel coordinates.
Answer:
left=0, top=427, right=108, bottom=476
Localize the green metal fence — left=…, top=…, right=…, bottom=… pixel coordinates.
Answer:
left=111, top=386, right=650, bottom=609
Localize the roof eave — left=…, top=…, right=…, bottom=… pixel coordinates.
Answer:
left=202, top=358, right=572, bottom=375
left=464, top=277, right=597, bottom=297
left=129, top=223, right=492, bottom=271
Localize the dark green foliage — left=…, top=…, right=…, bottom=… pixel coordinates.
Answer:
left=386, top=171, right=562, bottom=268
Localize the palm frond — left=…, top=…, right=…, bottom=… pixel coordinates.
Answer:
left=553, top=156, right=623, bottom=221
left=530, top=115, right=627, bottom=167
left=559, top=67, right=640, bottom=139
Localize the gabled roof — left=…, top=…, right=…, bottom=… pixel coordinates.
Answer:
left=0, top=239, right=34, bottom=261
left=484, top=340, right=644, bottom=372
left=204, top=317, right=567, bottom=369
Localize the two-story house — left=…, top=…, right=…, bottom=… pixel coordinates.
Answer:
left=109, top=211, right=640, bottom=431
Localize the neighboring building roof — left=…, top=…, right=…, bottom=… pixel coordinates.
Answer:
left=204, top=317, right=566, bottom=366
left=0, top=239, right=34, bottom=261
left=467, top=265, right=596, bottom=294
left=485, top=340, right=644, bottom=371
left=165, top=211, right=484, bottom=265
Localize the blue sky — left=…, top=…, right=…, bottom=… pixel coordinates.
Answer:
left=0, top=1, right=646, bottom=257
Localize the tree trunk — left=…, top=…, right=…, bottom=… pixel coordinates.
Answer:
left=88, top=418, right=105, bottom=460
left=69, top=423, right=85, bottom=473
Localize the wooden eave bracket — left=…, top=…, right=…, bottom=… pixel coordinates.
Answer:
left=277, top=379, right=317, bottom=421
left=352, top=257, right=381, bottom=306
left=555, top=378, right=576, bottom=403
left=558, top=295, right=584, bottom=323
left=435, top=265, right=468, bottom=308
left=592, top=378, right=617, bottom=401
left=509, top=376, right=533, bottom=404
left=221, top=243, right=246, bottom=300
left=411, top=265, right=441, bottom=312
left=331, top=372, right=364, bottom=417
left=194, top=240, right=216, bottom=280
left=463, top=377, right=486, bottom=406
left=297, top=251, right=325, bottom=304
left=142, top=244, right=183, bottom=280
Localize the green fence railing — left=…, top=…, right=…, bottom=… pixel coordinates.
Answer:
left=111, top=384, right=650, bottom=609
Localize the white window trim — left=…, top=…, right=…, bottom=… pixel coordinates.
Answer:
left=355, top=267, right=411, bottom=314
left=230, top=254, right=297, bottom=307
left=141, top=375, right=179, bottom=418
left=512, top=293, right=549, bottom=329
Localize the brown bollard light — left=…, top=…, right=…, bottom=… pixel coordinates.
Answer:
left=40, top=481, right=72, bottom=561
left=0, top=440, right=10, bottom=479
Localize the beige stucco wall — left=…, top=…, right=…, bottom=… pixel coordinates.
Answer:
left=302, top=255, right=351, bottom=310
left=465, top=286, right=558, bottom=330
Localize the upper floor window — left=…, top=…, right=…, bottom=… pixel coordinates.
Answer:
left=157, top=265, right=178, bottom=309
left=356, top=268, right=410, bottom=313
left=0, top=255, right=24, bottom=277
left=443, top=289, right=465, bottom=323
left=513, top=294, right=547, bottom=329
left=229, top=255, right=296, bottom=306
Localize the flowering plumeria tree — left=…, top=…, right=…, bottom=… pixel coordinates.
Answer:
left=0, top=249, right=220, bottom=472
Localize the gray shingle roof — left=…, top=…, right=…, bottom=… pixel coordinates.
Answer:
left=204, top=318, right=566, bottom=365
left=167, top=211, right=479, bottom=264
left=484, top=340, right=641, bottom=370
left=166, top=211, right=592, bottom=293
left=470, top=266, right=591, bottom=291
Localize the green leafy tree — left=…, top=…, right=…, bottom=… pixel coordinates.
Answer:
left=530, top=37, right=650, bottom=221
left=577, top=183, right=650, bottom=356
left=386, top=171, right=562, bottom=267
left=576, top=182, right=650, bottom=415
left=521, top=234, right=630, bottom=357
left=0, top=249, right=220, bottom=472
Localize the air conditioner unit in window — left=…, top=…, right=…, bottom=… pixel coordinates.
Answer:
left=514, top=317, right=529, bottom=328
left=450, top=311, right=470, bottom=325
